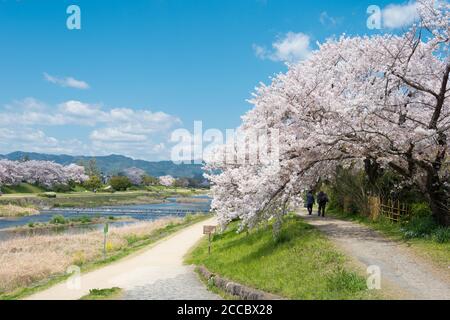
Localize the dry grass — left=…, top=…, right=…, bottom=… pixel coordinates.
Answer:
left=0, top=204, right=39, bottom=217
left=0, top=217, right=181, bottom=294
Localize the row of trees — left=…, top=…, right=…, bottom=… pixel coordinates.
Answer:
left=0, top=160, right=88, bottom=189
left=82, top=164, right=207, bottom=192
left=206, top=0, right=450, bottom=228
left=120, top=168, right=206, bottom=188
left=0, top=159, right=205, bottom=192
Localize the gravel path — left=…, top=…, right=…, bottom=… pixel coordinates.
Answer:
left=298, top=210, right=450, bottom=300
left=122, top=270, right=219, bottom=300
left=25, top=218, right=219, bottom=300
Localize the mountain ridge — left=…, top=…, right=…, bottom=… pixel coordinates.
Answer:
left=0, top=151, right=204, bottom=178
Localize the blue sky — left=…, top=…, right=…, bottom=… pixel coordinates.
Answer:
left=0, top=0, right=419, bottom=160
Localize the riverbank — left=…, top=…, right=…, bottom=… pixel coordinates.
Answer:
left=24, top=215, right=218, bottom=300
left=0, top=213, right=211, bottom=300
left=186, top=214, right=382, bottom=300
left=0, top=187, right=205, bottom=210
left=4, top=214, right=132, bottom=233
left=0, top=204, right=39, bottom=217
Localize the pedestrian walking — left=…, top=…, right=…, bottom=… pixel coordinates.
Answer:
left=305, top=190, right=315, bottom=215
left=317, top=191, right=329, bottom=217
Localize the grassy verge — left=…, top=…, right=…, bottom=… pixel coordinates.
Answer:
left=1, top=183, right=45, bottom=194
left=186, top=215, right=380, bottom=300
left=80, top=287, right=123, bottom=300
left=0, top=213, right=211, bottom=300
left=328, top=208, right=450, bottom=271
left=195, top=270, right=238, bottom=300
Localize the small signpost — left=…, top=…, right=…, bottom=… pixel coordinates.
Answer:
left=103, top=222, right=109, bottom=259
left=203, top=225, right=216, bottom=255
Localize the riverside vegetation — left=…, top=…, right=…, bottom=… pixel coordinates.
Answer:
left=0, top=213, right=210, bottom=299
left=0, top=204, right=39, bottom=217
left=0, top=183, right=204, bottom=211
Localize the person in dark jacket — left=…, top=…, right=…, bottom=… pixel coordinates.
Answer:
left=317, top=191, right=329, bottom=217
left=305, top=191, right=315, bottom=215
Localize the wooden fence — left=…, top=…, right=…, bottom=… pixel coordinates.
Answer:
left=368, top=197, right=410, bottom=222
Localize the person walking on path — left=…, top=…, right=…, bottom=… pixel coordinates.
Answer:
left=305, top=191, right=315, bottom=215
left=317, top=191, right=329, bottom=217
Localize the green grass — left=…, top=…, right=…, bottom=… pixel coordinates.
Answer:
left=328, top=208, right=450, bottom=270
left=80, top=287, right=123, bottom=300
left=0, top=213, right=211, bottom=300
left=72, top=185, right=87, bottom=192
left=1, top=183, right=45, bottom=194
left=186, top=215, right=378, bottom=300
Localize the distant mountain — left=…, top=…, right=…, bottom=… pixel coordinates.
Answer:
left=0, top=151, right=204, bottom=178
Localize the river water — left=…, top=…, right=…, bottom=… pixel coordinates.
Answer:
left=0, top=196, right=211, bottom=241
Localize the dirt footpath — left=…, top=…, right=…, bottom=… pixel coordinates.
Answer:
left=298, top=210, right=450, bottom=300
left=25, top=218, right=220, bottom=300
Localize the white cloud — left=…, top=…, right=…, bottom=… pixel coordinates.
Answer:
left=253, top=32, right=312, bottom=63
left=252, top=44, right=267, bottom=60
left=0, top=127, right=89, bottom=155
left=59, top=100, right=102, bottom=117
left=90, top=128, right=147, bottom=142
left=319, top=12, right=342, bottom=27
left=5, top=97, right=47, bottom=111
left=44, top=72, right=90, bottom=90
left=382, top=1, right=419, bottom=29
left=0, top=98, right=182, bottom=160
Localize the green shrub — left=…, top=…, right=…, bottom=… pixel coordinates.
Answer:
left=109, top=176, right=132, bottom=191
left=410, top=203, right=433, bottom=217
left=402, top=215, right=437, bottom=239
left=83, top=176, right=103, bottom=192
left=327, top=268, right=367, bottom=293
left=432, top=227, right=450, bottom=244
left=50, top=214, right=66, bottom=224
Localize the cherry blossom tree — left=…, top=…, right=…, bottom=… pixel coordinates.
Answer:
left=0, top=160, right=88, bottom=189
left=159, top=175, right=176, bottom=187
left=206, top=0, right=450, bottom=228
left=63, top=163, right=89, bottom=184
left=0, top=160, right=23, bottom=186
left=122, top=167, right=146, bottom=185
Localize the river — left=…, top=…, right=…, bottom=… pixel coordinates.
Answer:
left=0, top=196, right=211, bottom=241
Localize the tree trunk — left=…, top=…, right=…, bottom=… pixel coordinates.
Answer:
left=426, top=172, right=450, bottom=227
left=364, top=157, right=382, bottom=193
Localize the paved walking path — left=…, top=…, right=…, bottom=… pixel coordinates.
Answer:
left=298, top=210, right=450, bottom=300
left=25, top=218, right=220, bottom=300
